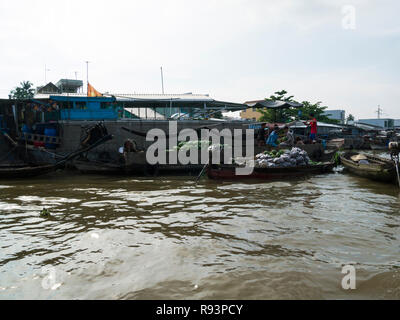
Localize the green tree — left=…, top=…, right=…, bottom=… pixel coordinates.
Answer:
left=268, top=90, right=295, bottom=102
left=286, top=100, right=340, bottom=124
left=257, top=89, right=340, bottom=124
left=346, top=114, right=355, bottom=123
left=10, top=81, right=35, bottom=99
left=258, top=90, right=298, bottom=123
left=212, top=110, right=223, bottom=119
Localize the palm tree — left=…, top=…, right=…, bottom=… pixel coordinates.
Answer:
left=10, top=81, right=35, bottom=99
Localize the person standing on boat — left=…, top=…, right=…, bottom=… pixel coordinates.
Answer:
left=257, top=123, right=268, bottom=146
left=305, top=113, right=318, bottom=142
left=266, top=125, right=280, bottom=148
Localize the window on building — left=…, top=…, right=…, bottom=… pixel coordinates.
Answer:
left=101, top=102, right=111, bottom=109
left=75, top=101, right=86, bottom=109
left=60, top=101, right=72, bottom=109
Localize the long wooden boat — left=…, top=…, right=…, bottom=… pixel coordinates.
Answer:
left=370, top=144, right=388, bottom=151
left=0, top=163, right=64, bottom=179
left=207, top=162, right=334, bottom=181
left=74, top=152, right=160, bottom=176
left=125, top=150, right=205, bottom=175
left=0, top=132, right=112, bottom=179
left=73, top=159, right=124, bottom=174
left=340, top=152, right=398, bottom=183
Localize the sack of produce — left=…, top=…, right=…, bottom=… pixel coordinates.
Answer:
left=281, top=155, right=290, bottom=162
left=254, top=147, right=311, bottom=168
left=262, top=160, right=270, bottom=168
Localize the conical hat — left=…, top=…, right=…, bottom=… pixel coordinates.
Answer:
left=351, top=154, right=368, bottom=162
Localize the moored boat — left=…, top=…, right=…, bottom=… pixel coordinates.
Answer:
left=0, top=163, right=64, bottom=179
left=340, top=151, right=398, bottom=184
left=73, top=159, right=124, bottom=174
left=0, top=123, right=112, bottom=179
left=207, top=162, right=334, bottom=181
left=370, top=144, right=388, bottom=151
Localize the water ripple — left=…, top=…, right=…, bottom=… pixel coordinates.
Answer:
left=0, top=172, right=400, bottom=299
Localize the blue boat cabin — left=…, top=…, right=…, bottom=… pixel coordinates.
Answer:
left=50, top=96, right=119, bottom=120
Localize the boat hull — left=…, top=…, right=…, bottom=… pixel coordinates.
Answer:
left=73, top=159, right=124, bottom=174
left=370, top=144, right=388, bottom=151
left=207, top=163, right=334, bottom=181
left=0, top=163, right=60, bottom=179
left=340, top=152, right=397, bottom=183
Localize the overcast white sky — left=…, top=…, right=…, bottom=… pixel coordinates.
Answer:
left=0, top=0, right=399, bottom=119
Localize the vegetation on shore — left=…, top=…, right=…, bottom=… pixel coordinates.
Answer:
left=9, top=81, right=35, bottom=99
left=257, top=90, right=341, bottom=124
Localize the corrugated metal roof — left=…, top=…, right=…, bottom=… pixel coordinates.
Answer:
left=56, top=79, right=83, bottom=87
left=33, top=93, right=85, bottom=99
left=33, top=92, right=213, bottom=101
left=114, top=93, right=213, bottom=102
left=32, top=92, right=246, bottom=110
left=290, top=121, right=343, bottom=129
left=317, top=122, right=343, bottom=128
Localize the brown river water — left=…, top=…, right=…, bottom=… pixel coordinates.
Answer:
left=1, top=166, right=400, bottom=300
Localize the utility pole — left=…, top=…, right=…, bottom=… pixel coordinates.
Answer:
left=44, top=65, right=50, bottom=84
left=376, top=105, right=383, bottom=119
left=160, top=66, right=164, bottom=94
left=74, top=71, right=79, bottom=93
left=85, top=61, right=90, bottom=93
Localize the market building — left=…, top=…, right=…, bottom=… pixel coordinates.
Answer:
left=358, top=118, right=395, bottom=130
left=321, top=110, right=346, bottom=124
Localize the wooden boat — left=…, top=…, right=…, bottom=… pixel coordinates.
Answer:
left=340, top=151, right=398, bottom=183
left=207, top=162, right=334, bottom=181
left=124, top=150, right=205, bottom=176
left=0, top=162, right=65, bottom=179
left=370, top=144, right=388, bottom=151
left=0, top=126, right=112, bottom=179
left=370, top=135, right=389, bottom=150
left=74, top=151, right=160, bottom=176
left=73, top=159, right=124, bottom=174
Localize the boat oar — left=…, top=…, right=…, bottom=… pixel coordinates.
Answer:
left=394, top=158, right=400, bottom=188
left=54, top=134, right=113, bottom=168
left=1, top=131, right=18, bottom=147
left=195, top=160, right=209, bottom=185
left=389, top=143, right=400, bottom=188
